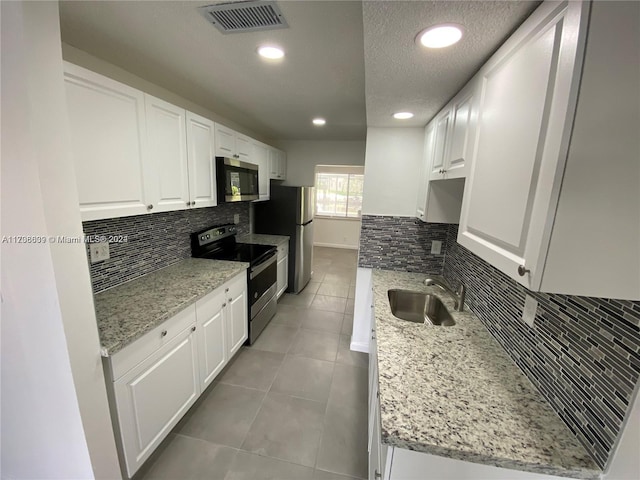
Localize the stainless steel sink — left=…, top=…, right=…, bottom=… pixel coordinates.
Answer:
left=387, top=289, right=455, bottom=326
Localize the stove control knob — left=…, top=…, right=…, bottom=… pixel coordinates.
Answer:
left=254, top=292, right=258, bottom=299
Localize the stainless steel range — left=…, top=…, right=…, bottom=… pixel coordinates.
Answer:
left=191, top=224, right=277, bottom=344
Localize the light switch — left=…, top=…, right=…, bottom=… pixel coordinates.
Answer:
left=431, top=240, right=442, bottom=255
left=90, top=241, right=110, bottom=263
left=522, top=295, right=538, bottom=327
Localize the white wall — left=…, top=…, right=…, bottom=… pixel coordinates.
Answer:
left=278, top=140, right=366, bottom=186
left=361, top=127, right=424, bottom=216
left=314, top=217, right=361, bottom=249
left=1, top=2, right=121, bottom=478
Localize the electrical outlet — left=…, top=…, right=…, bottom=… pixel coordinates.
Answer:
left=234, top=214, right=240, bottom=224
left=522, top=295, right=538, bottom=327
left=90, top=241, right=110, bottom=263
left=431, top=240, right=442, bottom=255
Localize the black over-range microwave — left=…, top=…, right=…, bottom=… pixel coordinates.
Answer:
left=215, top=157, right=259, bottom=203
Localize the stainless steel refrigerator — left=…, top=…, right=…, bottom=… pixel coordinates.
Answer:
left=254, top=185, right=314, bottom=293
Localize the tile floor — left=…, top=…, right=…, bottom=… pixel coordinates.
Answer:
left=137, top=247, right=368, bottom=480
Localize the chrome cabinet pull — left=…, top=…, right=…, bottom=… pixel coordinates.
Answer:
left=191, top=326, right=196, bottom=332
left=517, top=265, right=530, bottom=276
left=161, top=330, right=167, bottom=337
left=147, top=204, right=154, bottom=210
left=375, top=470, right=381, bottom=479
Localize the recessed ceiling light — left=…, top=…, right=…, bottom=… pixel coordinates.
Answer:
left=312, top=118, right=326, bottom=126
left=416, top=24, right=463, bottom=49
left=257, top=45, right=284, bottom=59
left=393, top=112, right=414, bottom=120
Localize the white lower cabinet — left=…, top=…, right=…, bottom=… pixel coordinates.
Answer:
left=225, top=272, right=249, bottom=357
left=112, top=314, right=199, bottom=477
left=276, top=242, right=289, bottom=299
left=106, top=271, right=248, bottom=477
left=195, top=288, right=226, bottom=390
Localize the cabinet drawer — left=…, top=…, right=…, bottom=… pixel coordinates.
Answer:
left=109, top=304, right=196, bottom=381
left=277, top=243, right=289, bottom=260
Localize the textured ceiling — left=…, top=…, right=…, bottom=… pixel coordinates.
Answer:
left=59, top=1, right=540, bottom=141
left=363, top=0, right=540, bottom=127
left=59, top=0, right=367, bottom=141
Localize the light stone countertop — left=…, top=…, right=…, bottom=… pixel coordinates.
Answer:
left=237, top=233, right=289, bottom=247
left=372, top=269, right=601, bottom=480
left=95, top=258, right=248, bottom=355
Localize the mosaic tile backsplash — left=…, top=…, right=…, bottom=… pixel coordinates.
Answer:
left=442, top=224, right=640, bottom=469
left=83, top=203, right=250, bottom=293
left=358, top=215, right=448, bottom=274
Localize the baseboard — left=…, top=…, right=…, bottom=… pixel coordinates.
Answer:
left=313, top=242, right=359, bottom=250
left=349, top=339, right=369, bottom=353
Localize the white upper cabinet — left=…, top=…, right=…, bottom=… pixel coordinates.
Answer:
left=430, top=85, right=475, bottom=181
left=64, top=63, right=151, bottom=221
left=417, top=117, right=466, bottom=224
left=251, top=141, right=271, bottom=201
left=269, top=148, right=287, bottom=180
left=458, top=1, right=596, bottom=293
left=186, top=112, right=217, bottom=208
left=145, top=95, right=190, bottom=213
left=214, top=123, right=236, bottom=157
left=430, top=111, right=450, bottom=179
left=445, top=87, right=474, bottom=178
left=214, top=123, right=252, bottom=162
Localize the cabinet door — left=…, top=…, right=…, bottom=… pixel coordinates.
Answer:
left=226, top=275, right=248, bottom=357
left=445, top=88, right=474, bottom=178
left=251, top=142, right=270, bottom=201
left=416, top=124, right=435, bottom=220
left=277, top=150, right=287, bottom=180
left=430, top=111, right=450, bottom=180
left=277, top=255, right=288, bottom=299
left=114, top=325, right=199, bottom=477
left=458, top=1, right=588, bottom=289
left=214, top=123, right=236, bottom=157
left=195, top=287, right=227, bottom=389
left=186, top=112, right=217, bottom=208
left=64, top=63, right=151, bottom=221
left=145, top=95, right=190, bottom=212
left=236, top=133, right=252, bottom=162
left=268, top=148, right=279, bottom=179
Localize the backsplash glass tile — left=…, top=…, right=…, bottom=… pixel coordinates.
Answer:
left=358, top=215, right=448, bottom=274
left=442, top=224, right=640, bottom=468
left=83, top=203, right=249, bottom=293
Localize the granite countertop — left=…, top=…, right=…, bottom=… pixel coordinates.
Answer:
left=237, top=233, right=289, bottom=247
left=372, top=270, right=601, bottom=480
left=95, top=258, right=248, bottom=355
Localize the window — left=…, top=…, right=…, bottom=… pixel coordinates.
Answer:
left=315, top=166, right=364, bottom=218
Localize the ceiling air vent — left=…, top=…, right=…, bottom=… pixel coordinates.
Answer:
left=199, top=1, right=288, bottom=34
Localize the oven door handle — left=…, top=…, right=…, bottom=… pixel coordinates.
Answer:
left=250, top=253, right=277, bottom=280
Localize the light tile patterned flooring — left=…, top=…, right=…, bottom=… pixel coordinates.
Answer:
left=138, top=247, right=368, bottom=480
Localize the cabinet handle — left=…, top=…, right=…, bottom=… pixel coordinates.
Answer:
left=186, top=201, right=191, bottom=206
left=375, top=470, right=381, bottom=479
left=225, top=288, right=229, bottom=293
left=191, top=201, right=196, bottom=206
left=517, top=265, right=530, bottom=276
left=147, top=204, right=154, bottom=210
left=222, top=303, right=227, bottom=308
left=228, top=298, right=232, bottom=302
left=161, top=330, right=167, bottom=337
left=191, top=326, right=196, bottom=332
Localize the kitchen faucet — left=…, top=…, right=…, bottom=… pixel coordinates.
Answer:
left=424, top=277, right=466, bottom=312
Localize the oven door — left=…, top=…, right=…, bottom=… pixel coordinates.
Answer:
left=216, top=157, right=259, bottom=202
left=249, top=253, right=277, bottom=317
